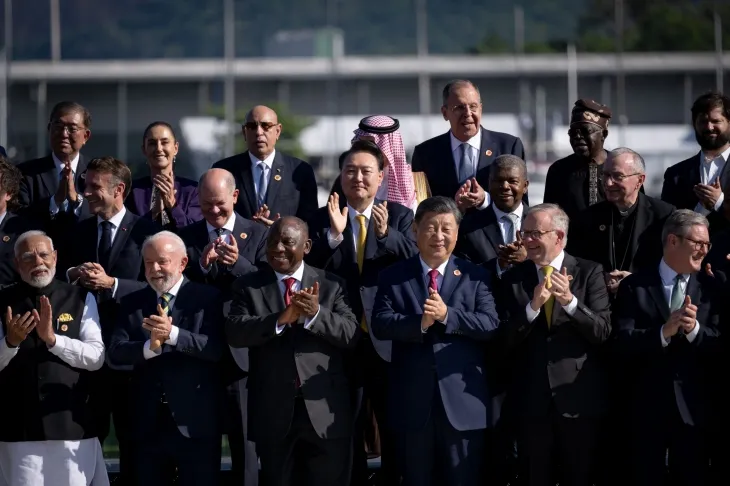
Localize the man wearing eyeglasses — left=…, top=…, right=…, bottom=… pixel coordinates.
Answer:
left=612, top=209, right=721, bottom=486
left=411, top=80, right=526, bottom=213
left=498, top=203, right=611, bottom=486
left=568, top=147, right=674, bottom=297
left=213, top=105, right=318, bottom=227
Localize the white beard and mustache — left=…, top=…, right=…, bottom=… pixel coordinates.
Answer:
left=147, top=272, right=179, bottom=294
left=23, top=265, right=56, bottom=289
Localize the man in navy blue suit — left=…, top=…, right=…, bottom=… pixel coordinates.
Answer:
left=411, top=80, right=527, bottom=213
left=372, top=196, right=501, bottom=486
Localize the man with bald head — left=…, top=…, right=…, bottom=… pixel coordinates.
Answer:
left=109, top=231, right=225, bottom=486
left=213, top=105, right=319, bottom=226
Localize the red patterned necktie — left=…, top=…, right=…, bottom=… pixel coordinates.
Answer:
left=282, top=277, right=301, bottom=388
left=428, top=269, right=439, bottom=292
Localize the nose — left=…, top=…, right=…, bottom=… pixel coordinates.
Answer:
left=256, top=124, right=265, bottom=136
left=34, top=254, right=44, bottom=266
left=156, top=141, right=164, bottom=152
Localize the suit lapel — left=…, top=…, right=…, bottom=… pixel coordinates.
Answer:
left=232, top=214, right=254, bottom=255
left=647, top=271, right=671, bottom=322
left=477, top=127, right=496, bottom=173
left=686, top=272, right=701, bottom=308
left=439, top=256, right=459, bottom=305
left=170, top=278, right=190, bottom=331
left=261, top=269, right=283, bottom=314
left=239, top=153, right=258, bottom=214
left=519, top=261, right=539, bottom=306
left=438, top=133, right=459, bottom=192
left=39, top=156, right=58, bottom=198
left=551, top=253, right=578, bottom=326
left=195, top=219, right=211, bottom=252
left=482, top=206, right=506, bottom=247
left=690, top=153, right=702, bottom=188
left=265, top=152, right=285, bottom=208
left=628, top=193, right=651, bottom=267
left=75, top=154, right=88, bottom=192
left=107, top=210, right=135, bottom=270
left=406, top=256, right=428, bottom=304
left=364, top=203, right=380, bottom=260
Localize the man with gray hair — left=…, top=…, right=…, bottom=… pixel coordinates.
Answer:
left=0, top=230, right=108, bottom=485
left=612, top=208, right=720, bottom=486
left=109, top=230, right=225, bottom=485
left=499, top=203, right=611, bottom=486
left=569, top=147, right=675, bottom=296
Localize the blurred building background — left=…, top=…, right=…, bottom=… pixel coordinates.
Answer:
left=1, top=0, right=729, bottom=205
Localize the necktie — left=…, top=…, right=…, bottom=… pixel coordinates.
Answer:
left=282, top=277, right=301, bottom=388
left=355, top=215, right=369, bottom=332
left=151, top=185, right=170, bottom=226
left=214, top=227, right=225, bottom=239
left=257, top=162, right=268, bottom=208
left=670, top=275, right=684, bottom=312
left=588, top=162, right=599, bottom=206
left=158, top=292, right=173, bottom=315
left=541, top=266, right=555, bottom=327
left=502, top=214, right=518, bottom=244
left=458, top=143, right=471, bottom=183
left=98, top=221, right=113, bottom=272
left=428, top=269, right=439, bottom=292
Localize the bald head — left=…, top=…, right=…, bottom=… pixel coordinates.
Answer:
left=198, top=169, right=240, bottom=228
left=271, top=216, right=309, bottom=240
left=199, top=168, right=236, bottom=195
left=243, top=105, right=282, bottom=160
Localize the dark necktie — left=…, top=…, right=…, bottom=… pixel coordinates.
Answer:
left=282, top=277, right=301, bottom=389
left=98, top=221, right=113, bottom=272
left=428, top=269, right=439, bottom=292
left=215, top=228, right=225, bottom=239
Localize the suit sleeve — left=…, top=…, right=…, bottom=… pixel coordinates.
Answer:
left=19, top=175, right=32, bottom=208
left=170, top=187, right=203, bottom=227
left=511, top=137, right=526, bottom=160
left=305, top=214, right=336, bottom=268
left=305, top=281, right=360, bottom=349
left=294, top=162, right=319, bottom=224
left=371, top=278, right=427, bottom=343
left=660, top=167, right=676, bottom=207
left=108, top=307, right=147, bottom=367
left=375, top=208, right=417, bottom=259
left=225, top=280, right=283, bottom=348
left=410, top=144, right=424, bottom=172
left=564, top=265, right=612, bottom=344
left=444, top=276, right=500, bottom=341
left=543, top=164, right=559, bottom=205
left=612, top=279, right=664, bottom=356
left=173, top=295, right=224, bottom=362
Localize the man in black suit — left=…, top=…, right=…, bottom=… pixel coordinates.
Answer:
left=178, top=167, right=266, bottom=486
left=109, top=231, right=225, bottom=485
left=226, top=216, right=360, bottom=486
left=500, top=203, right=611, bottom=486
left=213, top=105, right=319, bottom=226
left=613, top=209, right=721, bottom=486
left=569, top=147, right=675, bottom=297
left=17, top=101, right=92, bottom=233
left=64, top=156, right=160, bottom=483
left=307, top=140, right=417, bottom=486
left=411, top=80, right=526, bottom=213
left=662, top=92, right=730, bottom=215
left=0, top=157, right=39, bottom=288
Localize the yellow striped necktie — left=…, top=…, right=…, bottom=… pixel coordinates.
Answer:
left=159, top=292, right=173, bottom=315
left=541, top=266, right=554, bottom=328
left=356, top=214, right=368, bottom=332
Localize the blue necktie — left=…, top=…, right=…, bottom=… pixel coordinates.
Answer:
left=257, top=162, right=268, bottom=208
left=458, top=143, right=472, bottom=183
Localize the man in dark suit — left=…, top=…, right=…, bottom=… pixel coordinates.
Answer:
left=226, top=216, right=360, bottom=486
left=613, top=210, right=721, bottom=486
left=372, top=196, right=500, bottom=486
left=307, top=140, right=417, bottom=486
left=499, top=203, right=611, bottom=486
left=17, top=101, right=92, bottom=233
left=64, top=156, right=160, bottom=484
left=178, top=167, right=266, bottom=486
left=0, top=157, right=39, bottom=288
left=109, top=231, right=224, bottom=485
left=411, top=80, right=527, bottom=214
left=569, top=147, right=675, bottom=297
left=213, top=105, right=319, bottom=226
left=661, top=92, right=730, bottom=234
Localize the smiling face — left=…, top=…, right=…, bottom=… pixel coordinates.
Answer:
left=143, top=238, right=188, bottom=294
left=83, top=169, right=125, bottom=217
left=340, top=151, right=383, bottom=205
left=266, top=218, right=311, bottom=275
left=413, top=211, right=458, bottom=266
left=488, top=165, right=528, bottom=213
left=441, top=83, right=482, bottom=142
left=521, top=210, right=565, bottom=266
left=15, top=235, right=57, bottom=288
left=665, top=224, right=710, bottom=274
left=48, top=110, right=90, bottom=159
left=143, top=124, right=179, bottom=172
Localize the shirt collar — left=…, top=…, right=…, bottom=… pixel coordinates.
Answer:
left=0, top=212, right=6, bottom=226
left=52, top=152, right=80, bottom=174
left=701, top=145, right=730, bottom=164
left=206, top=213, right=236, bottom=234
left=274, top=262, right=305, bottom=283
left=534, top=250, right=565, bottom=274
left=157, top=275, right=185, bottom=298
left=97, top=206, right=126, bottom=228
left=659, top=258, right=689, bottom=285
left=492, top=202, right=523, bottom=222
left=347, top=202, right=374, bottom=223
left=450, top=131, right=481, bottom=153
left=419, top=257, right=449, bottom=277
left=249, top=150, right=277, bottom=170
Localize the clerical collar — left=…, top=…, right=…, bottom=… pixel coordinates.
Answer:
left=613, top=199, right=638, bottom=218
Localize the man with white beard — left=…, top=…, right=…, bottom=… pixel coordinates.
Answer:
left=0, top=230, right=108, bottom=486
left=109, top=231, right=225, bottom=485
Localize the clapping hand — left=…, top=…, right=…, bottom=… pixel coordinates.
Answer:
left=292, top=282, right=320, bottom=319
left=253, top=204, right=280, bottom=227
left=143, top=304, right=172, bottom=351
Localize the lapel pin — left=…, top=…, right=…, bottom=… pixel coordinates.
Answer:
left=453, top=269, right=461, bottom=276
left=60, top=324, right=68, bottom=332
left=2, top=236, right=8, bottom=243
left=274, top=174, right=282, bottom=181
left=485, top=149, right=493, bottom=156
left=240, top=232, right=248, bottom=239
left=599, top=224, right=606, bottom=231
left=121, top=227, right=127, bottom=232
left=80, top=173, right=86, bottom=179
left=276, top=168, right=281, bottom=172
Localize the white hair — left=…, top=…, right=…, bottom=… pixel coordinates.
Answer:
left=14, top=230, right=54, bottom=257
left=608, top=147, right=646, bottom=174
left=142, top=231, right=187, bottom=257
left=526, top=203, right=570, bottom=245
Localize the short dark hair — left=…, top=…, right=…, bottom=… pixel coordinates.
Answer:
left=87, top=157, right=132, bottom=200
left=0, top=155, right=22, bottom=211
left=442, top=80, right=480, bottom=106
left=490, top=154, right=528, bottom=180
left=142, top=121, right=177, bottom=144
left=691, top=91, right=730, bottom=124
left=339, top=140, right=385, bottom=171
left=415, top=196, right=462, bottom=226
left=49, top=101, right=92, bottom=128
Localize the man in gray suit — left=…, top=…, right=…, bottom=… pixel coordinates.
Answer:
left=226, top=216, right=360, bottom=486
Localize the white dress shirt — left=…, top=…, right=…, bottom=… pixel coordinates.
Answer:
left=492, top=203, right=524, bottom=277
left=0, top=291, right=108, bottom=486
left=525, top=251, right=578, bottom=322
left=49, top=152, right=82, bottom=217
left=200, top=213, right=237, bottom=274
left=249, top=150, right=276, bottom=203
left=658, top=259, right=700, bottom=347
left=419, top=257, right=449, bottom=331
left=0, top=212, right=6, bottom=227
left=450, top=131, right=490, bottom=210
left=694, top=146, right=730, bottom=214
left=327, top=202, right=374, bottom=250
left=274, top=264, right=319, bottom=335
left=143, top=276, right=184, bottom=360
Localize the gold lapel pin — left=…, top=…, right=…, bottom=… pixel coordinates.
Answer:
left=274, top=174, right=282, bottom=181
left=485, top=150, right=493, bottom=156
left=240, top=232, right=248, bottom=239
left=453, top=269, right=461, bottom=276
left=2, top=236, right=9, bottom=242
left=599, top=224, right=606, bottom=231
left=61, top=324, right=68, bottom=332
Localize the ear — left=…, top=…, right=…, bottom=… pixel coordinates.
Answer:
left=232, top=188, right=239, bottom=203
left=180, top=256, right=189, bottom=269
left=303, top=238, right=312, bottom=255
left=441, top=105, right=449, bottom=121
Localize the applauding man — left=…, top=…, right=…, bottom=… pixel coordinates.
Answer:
left=226, top=216, right=359, bottom=486
left=372, top=196, right=500, bottom=486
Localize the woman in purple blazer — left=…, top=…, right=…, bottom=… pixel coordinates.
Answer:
left=127, top=121, right=202, bottom=230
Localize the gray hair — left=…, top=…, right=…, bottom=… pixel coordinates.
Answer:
left=526, top=203, right=570, bottom=243
left=661, top=209, right=709, bottom=245
left=415, top=196, right=463, bottom=226
left=199, top=168, right=236, bottom=195
left=491, top=154, right=528, bottom=180
left=608, top=147, right=646, bottom=174
left=14, top=230, right=54, bottom=257
left=142, top=231, right=188, bottom=257
left=441, top=80, right=480, bottom=106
